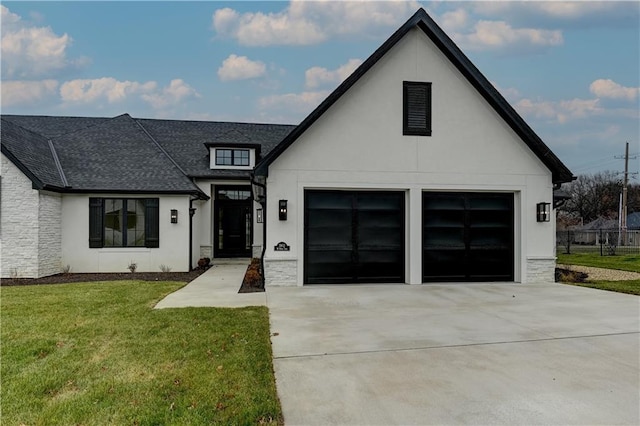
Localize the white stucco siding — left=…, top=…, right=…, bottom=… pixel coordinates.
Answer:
left=61, top=194, right=191, bottom=273
left=264, top=28, right=556, bottom=285
left=272, top=28, right=549, bottom=177
left=1, top=154, right=41, bottom=278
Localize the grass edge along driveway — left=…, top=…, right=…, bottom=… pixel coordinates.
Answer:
left=557, top=253, right=640, bottom=295
left=1, top=281, right=282, bottom=425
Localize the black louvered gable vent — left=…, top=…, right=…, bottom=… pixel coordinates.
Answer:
left=403, top=81, right=432, bottom=136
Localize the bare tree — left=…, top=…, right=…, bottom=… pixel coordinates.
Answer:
left=559, top=171, right=634, bottom=223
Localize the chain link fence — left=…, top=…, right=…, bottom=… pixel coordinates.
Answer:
left=557, top=229, right=640, bottom=255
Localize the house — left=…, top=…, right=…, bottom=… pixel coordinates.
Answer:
left=1, top=9, right=573, bottom=284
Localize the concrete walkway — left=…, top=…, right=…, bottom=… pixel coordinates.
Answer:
left=154, top=259, right=266, bottom=308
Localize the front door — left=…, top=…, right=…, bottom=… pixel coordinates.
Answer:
left=214, top=186, right=252, bottom=258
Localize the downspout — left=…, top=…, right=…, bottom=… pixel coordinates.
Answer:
left=189, top=197, right=196, bottom=271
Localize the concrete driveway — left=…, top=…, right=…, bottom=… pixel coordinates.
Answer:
left=266, top=283, right=640, bottom=425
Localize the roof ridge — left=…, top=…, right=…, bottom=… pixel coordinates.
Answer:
left=47, top=139, right=70, bottom=188
left=136, top=116, right=297, bottom=127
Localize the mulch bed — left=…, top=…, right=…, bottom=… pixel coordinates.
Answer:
left=555, top=267, right=589, bottom=283
left=2, top=269, right=207, bottom=286
left=238, top=258, right=265, bottom=293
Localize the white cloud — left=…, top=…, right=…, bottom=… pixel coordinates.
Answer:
left=258, top=90, right=329, bottom=111
left=1, top=5, right=87, bottom=78
left=212, top=0, right=419, bottom=46
left=490, top=81, right=521, bottom=103
left=59, top=77, right=200, bottom=110
left=305, top=58, right=362, bottom=89
left=1, top=79, right=58, bottom=107
left=589, top=79, right=639, bottom=102
left=218, top=54, right=266, bottom=82
left=141, top=79, right=201, bottom=109
left=515, top=98, right=603, bottom=124
left=60, top=77, right=157, bottom=104
left=439, top=8, right=469, bottom=32
left=454, top=20, right=563, bottom=53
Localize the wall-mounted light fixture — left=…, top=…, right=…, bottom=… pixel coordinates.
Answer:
left=536, top=202, right=551, bottom=222
left=256, top=208, right=263, bottom=223
left=170, top=209, right=178, bottom=224
left=279, top=200, right=288, bottom=221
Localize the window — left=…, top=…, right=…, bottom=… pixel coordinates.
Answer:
left=403, top=81, right=432, bottom=136
left=89, top=198, right=159, bottom=248
left=215, top=149, right=250, bottom=166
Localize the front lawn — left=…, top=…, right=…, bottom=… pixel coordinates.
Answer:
left=1, top=281, right=281, bottom=425
left=563, top=279, right=640, bottom=296
left=556, top=253, right=640, bottom=273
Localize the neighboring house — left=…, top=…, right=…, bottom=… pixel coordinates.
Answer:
left=1, top=9, right=573, bottom=284
left=627, top=212, right=640, bottom=230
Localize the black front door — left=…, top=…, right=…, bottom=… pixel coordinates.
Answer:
left=214, top=187, right=252, bottom=258
left=304, top=190, right=405, bottom=284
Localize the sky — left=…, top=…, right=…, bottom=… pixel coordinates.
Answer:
left=1, top=1, right=639, bottom=178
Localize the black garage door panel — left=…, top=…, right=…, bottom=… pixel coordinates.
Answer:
left=423, top=193, right=514, bottom=282
left=305, top=191, right=404, bottom=284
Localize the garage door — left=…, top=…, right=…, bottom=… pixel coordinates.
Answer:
left=305, top=190, right=405, bottom=284
left=423, top=192, right=513, bottom=282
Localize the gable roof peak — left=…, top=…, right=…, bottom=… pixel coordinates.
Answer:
left=255, top=7, right=574, bottom=184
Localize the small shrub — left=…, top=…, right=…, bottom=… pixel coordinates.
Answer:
left=555, top=268, right=588, bottom=283
left=9, top=268, right=18, bottom=280
left=159, top=264, right=172, bottom=273
left=127, top=261, right=137, bottom=273
left=197, top=257, right=211, bottom=269
left=62, top=264, right=72, bottom=274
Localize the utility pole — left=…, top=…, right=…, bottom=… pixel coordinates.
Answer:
left=620, top=142, right=630, bottom=245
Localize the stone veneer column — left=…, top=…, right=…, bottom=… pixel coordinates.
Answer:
left=525, top=257, right=556, bottom=283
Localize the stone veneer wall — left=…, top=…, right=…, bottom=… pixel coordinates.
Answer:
left=264, top=259, right=297, bottom=286
left=2, top=155, right=40, bottom=278
left=38, top=191, right=62, bottom=277
left=1, top=155, right=62, bottom=278
left=526, top=257, right=556, bottom=283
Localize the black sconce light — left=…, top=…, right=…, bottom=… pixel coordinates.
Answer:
left=536, top=202, right=551, bottom=222
left=279, top=200, right=287, bottom=221
left=170, top=209, right=178, bottom=224
left=256, top=208, right=263, bottom=223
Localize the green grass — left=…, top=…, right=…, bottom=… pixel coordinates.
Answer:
left=556, top=252, right=640, bottom=273
left=563, top=279, right=640, bottom=296
left=1, top=281, right=281, bottom=425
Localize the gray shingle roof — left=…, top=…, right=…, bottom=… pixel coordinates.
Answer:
left=1, top=118, right=65, bottom=189
left=135, top=118, right=294, bottom=178
left=49, top=114, right=203, bottom=194
left=1, top=114, right=294, bottom=194
left=2, top=115, right=110, bottom=139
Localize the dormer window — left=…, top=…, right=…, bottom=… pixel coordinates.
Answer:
left=206, top=144, right=259, bottom=170
left=216, top=149, right=250, bottom=166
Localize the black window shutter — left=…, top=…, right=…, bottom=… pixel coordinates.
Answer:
left=89, top=198, right=104, bottom=248
left=403, top=82, right=432, bottom=136
left=145, top=198, right=160, bottom=248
